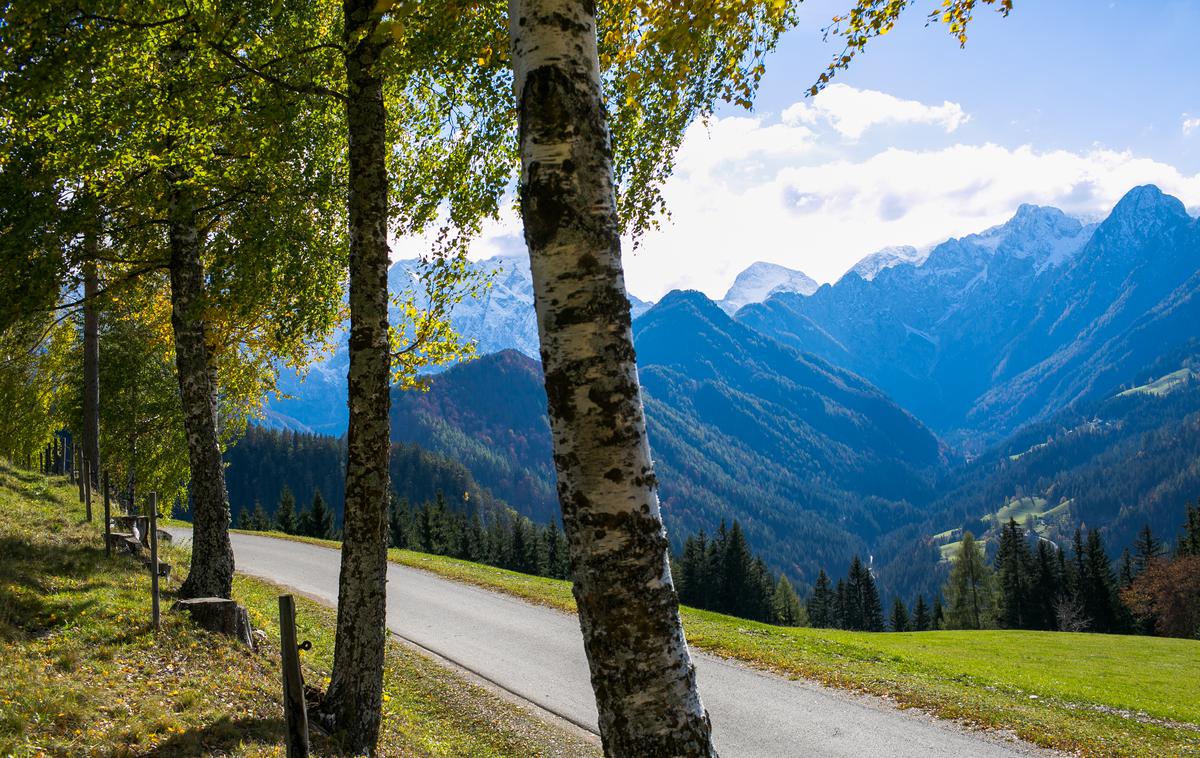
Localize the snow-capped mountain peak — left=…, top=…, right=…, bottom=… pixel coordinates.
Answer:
left=719, top=262, right=818, bottom=314
left=966, top=204, right=1095, bottom=273
left=846, top=245, right=925, bottom=282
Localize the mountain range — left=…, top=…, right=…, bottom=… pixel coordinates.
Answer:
left=251, top=184, right=1200, bottom=596
left=388, top=291, right=942, bottom=579
left=739, top=185, right=1199, bottom=444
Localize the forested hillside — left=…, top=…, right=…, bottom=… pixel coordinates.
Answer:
left=223, top=426, right=506, bottom=528
left=876, top=352, right=1200, bottom=601
left=387, top=290, right=945, bottom=585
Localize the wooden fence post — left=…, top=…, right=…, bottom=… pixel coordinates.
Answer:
left=103, top=471, right=112, bottom=558
left=149, top=491, right=160, bottom=633
left=83, top=459, right=93, bottom=522
left=279, top=595, right=310, bottom=757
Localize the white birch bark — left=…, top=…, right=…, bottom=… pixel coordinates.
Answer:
left=508, top=2, right=717, bottom=754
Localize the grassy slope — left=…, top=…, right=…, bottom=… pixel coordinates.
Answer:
left=248, top=530, right=1200, bottom=757
left=1117, top=368, right=1196, bottom=398
left=0, top=462, right=597, bottom=757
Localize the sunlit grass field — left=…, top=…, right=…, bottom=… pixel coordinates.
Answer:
left=252, top=526, right=1200, bottom=756
left=0, top=461, right=596, bottom=757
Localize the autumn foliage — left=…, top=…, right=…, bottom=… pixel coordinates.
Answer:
left=1122, top=555, right=1200, bottom=639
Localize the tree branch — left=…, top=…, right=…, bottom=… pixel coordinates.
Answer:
left=206, top=41, right=348, bottom=104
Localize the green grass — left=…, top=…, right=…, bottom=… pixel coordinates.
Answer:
left=938, top=536, right=988, bottom=562
left=988, top=496, right=1072, bottom=537
left=1010, top=441, right=1053, bottom=461
left=0, top=461, right=596, bottom=757
left=404, top=551, right=1200, bottom=756
left=1117, top=368, right=1197, bottom=398
left=933, top=496, right=1073, bottom=561
left=235, top=528, right=1200, bottom=756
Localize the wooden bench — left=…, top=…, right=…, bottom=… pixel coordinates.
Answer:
left=104, top=532, right=142, bottom=555
left=110, top=516, right=150, bottom=546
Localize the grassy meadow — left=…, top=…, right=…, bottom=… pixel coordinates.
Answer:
left=0, top=461, right=597, bottom=757
left=392, top=539, right=1200, bottom=756
left=223, top=526, right=1200, bottom=755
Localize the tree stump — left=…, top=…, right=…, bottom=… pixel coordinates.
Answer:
left=171, top=598, right=256, bottom=650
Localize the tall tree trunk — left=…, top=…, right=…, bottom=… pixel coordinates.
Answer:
left=168, top=177, right=235, bottom=600
left=319, top=2, right=390, bottom=751
left=82, top=228, right=100, bottom=493
left=508, top=2, right=716, bottom=755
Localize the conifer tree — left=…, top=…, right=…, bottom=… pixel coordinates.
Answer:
left=834, top=579, right=849, bottom=630
left=861, top=564, right=886, bottom=632
left=890, top=597, right=910, bottom=632
left=842, top=555, right=884, bottom=631
left=1057, top=540, right=1075, bottom=600
left=1134, top=524, right=1164, bottom=575
left=996, top=519, right=1034, bottom=628
left=546, top=519, right=570, bottom=579
left=251, top=500, right=270, bottom=532
left=932, top=597, right=945, bottom=630
left=1118, top=549, right=1134, bottom=588
left=306, top=491, right=335, bottom=540
left=842, top=558, right=866, bottom=630
left=276, top=486, right=298, bottom=534
left=912, top=595, right=930, bottom=631
left=943, top=532, right=997, bottom=629
left=721, top=521, right=756, bottom=618
left=388, top=495, right=411, bottom=549
left=750, top=557, right=776, bottom=622
left=465, top=513, right=486, bottom=564
left=807, top=569, right=835, bottom=628
left=1071, top=527, right=1086, bottom=597
left=677, top=531, right=706, bottom=607
left=511, top=516, right=531, bottom=573
left=1180, top=502, right=1200, bottom=557
left=772, top=576, right=806, bottom=626
left=1080, top=529, right=1120, bottom=633
left=1033, top=540, right=1063, bottom=630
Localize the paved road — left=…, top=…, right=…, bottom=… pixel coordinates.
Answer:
left=168, top=528, right=1051, bottom=758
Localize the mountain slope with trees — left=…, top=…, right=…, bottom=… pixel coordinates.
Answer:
left=224, top=426, right=506, bottom=529
left=738, top=186, right=1200, bottom=445
left=875, top=354, right=1200, bottom=602
left=388, top=291, right=944, bottom=586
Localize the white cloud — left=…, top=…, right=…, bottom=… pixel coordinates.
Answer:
left=616, top=111, right=1200, bottom=300
left=1183, top=116, right=1200, bottom=136
left=782, top=84, right=969, bottom=140
left=425, top=91, right=1200, bottom=303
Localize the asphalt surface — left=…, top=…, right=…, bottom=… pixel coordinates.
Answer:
left=167, top=528, right=1052, bottom=758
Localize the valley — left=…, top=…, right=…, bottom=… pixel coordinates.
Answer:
left=255, top=185, right=1200, bottom=604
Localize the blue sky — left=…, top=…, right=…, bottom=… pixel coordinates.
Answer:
left=751, top=0, right=1200, bottom=173
left=412, top=1, right=1200, bottom=300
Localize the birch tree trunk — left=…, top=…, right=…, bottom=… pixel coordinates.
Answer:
left=82, top=228, right=100, bottom=492
left=169, top=177, right=235, bottom=600
left=319, top=1, right=391, bottom=751
left=508, top=2, right=717, bottom=754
